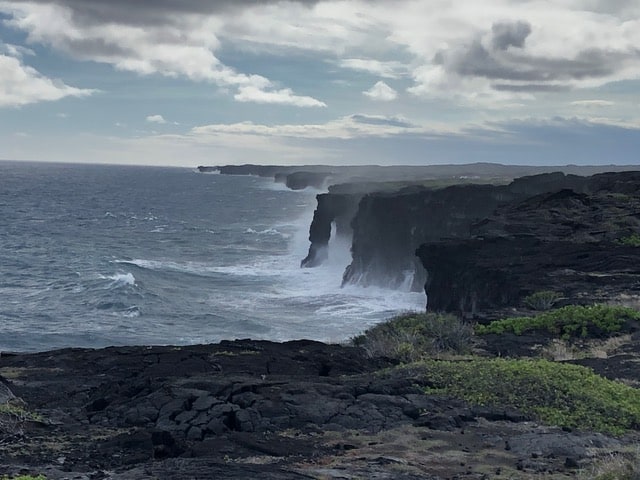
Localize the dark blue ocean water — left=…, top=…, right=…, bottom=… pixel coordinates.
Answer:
left=0, top=161, right=425, bottom=352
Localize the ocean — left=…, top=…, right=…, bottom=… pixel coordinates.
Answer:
left=0, top=161, right=425, bottom=352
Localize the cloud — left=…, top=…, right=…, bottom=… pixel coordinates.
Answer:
left=0, top=42, right=35, bottom=58
left=4, top=0, right=322, bottom=26
left=571, top=99, right=616, bottom=108
left=0, top=0, right=326, bottom=107
left=6, top=113, right=639, bottom=166
left=387, top=3, right=640, bottom=102
left=350, top=114, right=414, bottom=128
left=2, top=0, right=639, bottom=111
left=234, top=86, right=326, bottom=107
left=146, top=114, right=166, bottom=124
left=339, top=58, right=407, bottom=79
left=363, top=81, right=398, bottom=101
left=491, top=21, right=531, bottom=50
left=191, top=114, right=435, bottom=140
left=0, top=52, right=94, bottom=107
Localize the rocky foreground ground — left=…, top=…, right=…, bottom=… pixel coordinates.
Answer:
left=2, top=331, right=640, bottom=479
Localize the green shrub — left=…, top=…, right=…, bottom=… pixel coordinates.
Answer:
left=618, top=234, right=640, bottom=247
left=352, top=312, right=472, bottom=362
left=475, top=304, right=640, bottom=339
left=524, top=290, right=561, bottom=310
left=421, top=358, right=640, bottom=434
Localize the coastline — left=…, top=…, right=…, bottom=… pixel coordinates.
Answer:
left=5, top=164, right=640, bottom=478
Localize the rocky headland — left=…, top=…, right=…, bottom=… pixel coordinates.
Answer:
left=4, top=165, right=640, bottom=479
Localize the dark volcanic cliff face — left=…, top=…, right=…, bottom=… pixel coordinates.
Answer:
left=342, top=173, right=589, bottom=292
left=417, top=238, right=640, bottom=313
left=417, top=171, right=640, bottom=313
left=301, top=192, right=361, bottom=267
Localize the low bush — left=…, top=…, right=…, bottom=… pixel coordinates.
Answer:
left=352, top=312, right=472, bottom=362
left=475, top=304, right=640, bottom=339
left=421, top=358, right=640, bottom=434
left=523, top=290, right=561, bottom=310
left=618, top=234, right=640, bottom=247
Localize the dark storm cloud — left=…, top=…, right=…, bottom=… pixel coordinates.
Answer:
left=438, top=21, right=637, bottom=91
left=491, top=21, right=531, bottom=50
left=455, top=42, right=621, bottom=82
left=8, top=0, right=321, bottom=25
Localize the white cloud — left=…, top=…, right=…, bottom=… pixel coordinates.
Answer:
left=191, top=114, right=439, bottom=140
left=1, top=0, right=639, bottom=112
left=234, top=86, right=326, bottom=107
left=146, top=114, right=167, bottom=124
left=338, top=58, right=407, bottom=79
left=220, top=1, right=640, bottom=103
left=4, top=113, right=639, bottom=167
left=0, top=1, right=326, bottom=107
left=0, top=42, right=35, bottom=58
left=571, top=100, right=616, bottom=108
left=363, top=81, right=398, bottom=101
left=0, top=53, right=94, bottom=107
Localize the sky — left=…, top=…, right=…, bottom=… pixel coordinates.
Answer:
left=0, top=0, right=639, bottom=167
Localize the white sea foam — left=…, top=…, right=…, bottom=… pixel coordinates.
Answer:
left=121, top=307, right=141, bottom=318
left=103, top=272, right=136, bottom=287
left=115, top=258, right=283, bottom=277
left=244, top=227, right=290, bottom=238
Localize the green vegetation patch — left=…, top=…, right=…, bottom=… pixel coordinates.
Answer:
left=523, top=290, right=561, bottom=310
left=422, top=358, right=640, bottom=434
left=475, top=304, right=640, bottom=339
left=0, top=401, right=42, bottom=422
left=1, top=476, right=46, bottom=480
left=352, top=312, right=472, bottom=362
left=618, top=234, right=640, bottom=247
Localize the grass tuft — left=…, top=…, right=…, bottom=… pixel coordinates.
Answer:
left=352, top=312, right=472, bottom=362
left=581, top=448, right=640, bottom=480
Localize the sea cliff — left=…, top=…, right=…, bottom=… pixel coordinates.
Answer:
left=341, top=172, right=587, bottom=291
left=417, top=171, right=640, bottom=314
